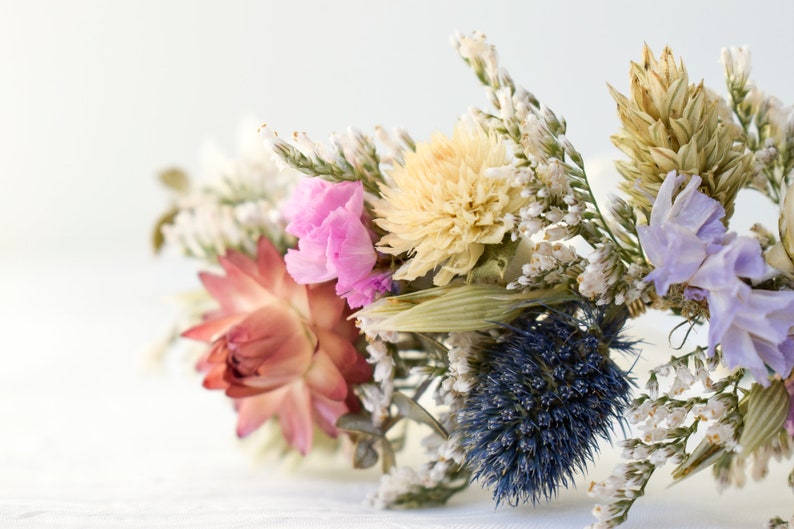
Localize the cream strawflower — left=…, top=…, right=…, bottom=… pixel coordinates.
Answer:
left=374, top=121, right=527, bottom=286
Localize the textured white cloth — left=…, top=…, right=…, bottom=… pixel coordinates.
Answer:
left=0, top=251, right=792, bottom=529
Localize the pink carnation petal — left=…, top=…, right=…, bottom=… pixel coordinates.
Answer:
left=285, top=245, right=336, bottom=284
left=325, top=209, right=376, bottom=288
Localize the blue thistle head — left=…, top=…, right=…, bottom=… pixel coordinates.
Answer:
left=457, top=302, right=634, bottom=506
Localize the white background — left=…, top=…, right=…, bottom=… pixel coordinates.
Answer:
left=1, top=1, right=793, bottom=528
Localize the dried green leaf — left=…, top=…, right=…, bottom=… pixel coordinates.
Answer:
left=353, top=284, right=569, bottom=333
left=336, top=413, right=383, bottom=437
left=158, top=167, right=190, bottom=193
left=353, top=438, right=379, bottom=469
left=671, top=438, right=726, bottom=482
left=392, top=392, right=448, bottom=439
left=151, top=208, right=178, bottom=253
left=739, top=380, right=790, bottom=454
left=380, top=438, right=396, bottom=473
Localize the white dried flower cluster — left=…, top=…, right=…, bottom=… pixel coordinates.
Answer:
left=368, top=427, right=467, bottom=509
left=359, top=339, right=396, bottom=427
left=263, top=125, right=386, bottom=196
left=721, top=46, right=794, bottom=203
left=369, top=330, right=484, bottom=509
left=369, top=466, right=426, bottom=509
left=722, top=46, right=752, bottom=95
left=715, top=425, right=792, bottom=492
left=587, top=460, right=656, bottom=529
left=507, top=240, right=584, bottom=291
left=588, top=349, right=740, bottom=528
left=163, top=198, right=273, bottom=260
left=163, top=137, right=299, bottom=261
left=452, top=30, right=498, bottom=85
left=628, top=398, right=691, bottom=449
left=514, top=159, right=586, bottom=242
left=649, top=351, right=716, bottom=393
left=439, top=331, right=483, bottom=397
left=453, top=32, right=606, bottom=249
left=373, top=125, right=415, bottom=169
left=577, top=242, right=648, bottom=306
left=697, top=395, right=741, bottom=451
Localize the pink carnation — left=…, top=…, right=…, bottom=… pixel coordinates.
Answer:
left=283, top=178, right=391, bottom=307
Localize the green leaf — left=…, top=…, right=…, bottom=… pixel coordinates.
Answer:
left=353, top=438, right=379, bottom=469
left=336, top=413, right=384, bottom=437
left=392, top=392, right=448, bottom=439
left=671, top=438, right=727, bottom=482
left=353, top=284, right=570, bottom=333
left=739, top=380, right=790, bottom=454
left=467, top=237, right=520, bottom=283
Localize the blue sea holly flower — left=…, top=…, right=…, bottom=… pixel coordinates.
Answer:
left=457, top=304, right=634, bottom=506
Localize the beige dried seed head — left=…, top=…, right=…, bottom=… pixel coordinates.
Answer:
left=610, top=45, right=752, bottom=221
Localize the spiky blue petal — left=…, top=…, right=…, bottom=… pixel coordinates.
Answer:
left=458, top=304, right=634, bottom=506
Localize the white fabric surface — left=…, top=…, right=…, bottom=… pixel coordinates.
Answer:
left=4, top=2, right=794, bottom=527
left=1, top=250, right=792, bottom=529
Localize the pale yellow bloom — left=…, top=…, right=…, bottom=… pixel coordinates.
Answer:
left=374, top=121, right=527, bottom=286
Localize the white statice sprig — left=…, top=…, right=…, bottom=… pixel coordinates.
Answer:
left=453, top=33, right=635, bottom=250
left=453, top=31, right=648, bottom=308
left=369, top=331, right=491, bottom=509
left=578, top=242, right=648, bottom=307
left=507, top=240, right=586, bottom=292
left=156, top=129, right=301, bottom=262
left=589, top=348, right=746, bottom=528
left=722, top=46, right=794, bottom=203
left=264, top=125, right=398, bottom=197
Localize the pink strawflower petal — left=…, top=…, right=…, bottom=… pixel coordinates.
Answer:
left=304, top=352, right=348, bottom=401
left=235, top=389, right=286, bottom=438
left=312, top=394, right=349, bottom=437
left=181, top=236, right=372, bottom=455
left=278, top=384, right=314, bottom=456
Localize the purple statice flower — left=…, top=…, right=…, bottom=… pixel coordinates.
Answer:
left=689, top=237, right=794, bottom=384
left=283, top=178, right=391, bottom=308
left=637, top=171, right=726, bottom=296
left=640, top=171, right=794, bottom=384
left=341, top=271, right=394, bottom=310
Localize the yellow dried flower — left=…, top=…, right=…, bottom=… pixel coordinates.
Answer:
left=374, top=121, right=528, bottom=286
left=610, top=45, right=752, bottom=221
